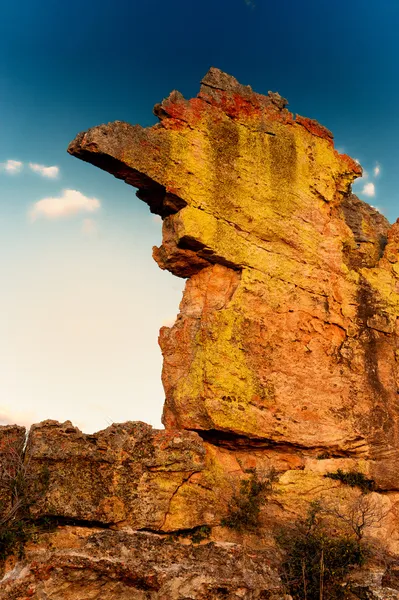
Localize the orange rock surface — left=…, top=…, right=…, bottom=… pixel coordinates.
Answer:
left=69, top=68, right=399, bottom=491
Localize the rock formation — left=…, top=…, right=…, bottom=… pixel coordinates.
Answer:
left=0, top=523, right=283, bottom=600
left=2, top=68, right=399, bottom=598
left=68, top=67, right=399, bottom=483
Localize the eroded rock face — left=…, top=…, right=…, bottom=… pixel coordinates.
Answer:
left=68, top=68, right=399, bottom=490
left=26, top=420, right=206, bottom=529
left=20, top=419, right=308, bottom=533
left=16, top=421, right=399, bottom=558
left=0, top=527, right=284, bottom=600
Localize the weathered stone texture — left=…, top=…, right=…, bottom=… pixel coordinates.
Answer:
left=21, top=419, right=310, bottom=533
left=0, top=527, right=284, bottom=600
left=19, top=420, right=399, bottom=556
left=27, top=420, right=206, bottom=529
left=68, top=68, right=399, bottom=491
left=0, top=425, right=26, bottom=516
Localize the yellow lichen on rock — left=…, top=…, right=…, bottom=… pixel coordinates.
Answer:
left=67, top=69, right=399, bottom=492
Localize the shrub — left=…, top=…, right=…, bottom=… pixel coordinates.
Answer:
left=276, top=501, right=367, bottom=600
left=0, top=435, right=49, bottom=562
left=326, top=493, right=389, bottom=542
left=190, top=525, right=211, bottom=544
left=316, top=452, right=331, bottom=460
left=221, top=468, right=278, bottom=532
left=324, top=469, right=375, bottom=493
left=168, top=524, right=211, bottom=544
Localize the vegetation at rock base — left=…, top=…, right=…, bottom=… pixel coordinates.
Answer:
left=221, top=468, right=278, bottom=532
left=324, top=469, right=375, bottom=493
left=275, top=495, right=392, bottom=600
left=276, top=501, right=366, bottom=599
left=0, top=435, right=50, bottom=562
left=316, top=452, right=331, bottom=460
left=190, top=525, right=211, bottom=544
left=170, top=525, right=211, bottom=544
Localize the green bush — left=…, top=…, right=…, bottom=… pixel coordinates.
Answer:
left=0, top=519, right=36, bottom=562
left=316, top=452, right=331, bottom=460
left=324, top=469, right=375, bottom=493
left=167, top=524, right=211, bottom=545
left=0, top=438, right=49, bottom=562
left=221, top=468, right=278, bottom=532
left=190, top=525, right=211, bottom=544
left=276, top=501, right=367, bottom=600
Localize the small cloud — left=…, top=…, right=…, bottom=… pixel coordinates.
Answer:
left=81, top=218, right=98, bottom=236
left=1, top=159, right=23, bottom=174
left=30, top=189, right=101, bottom=221
left=371, top=205, right=383, bottom=214
left=374, top=163, right=381, bottom=177
left=362, top=182, right=375, bottom=197
left=29, top=163, right=59, bottom=179
left=152, top=214, right=162, bottom=224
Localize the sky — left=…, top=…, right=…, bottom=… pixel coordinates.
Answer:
left=1, top=0, right=398, bottom=433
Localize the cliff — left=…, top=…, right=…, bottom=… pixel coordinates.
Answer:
left=2, top=68, right=399, bottom=599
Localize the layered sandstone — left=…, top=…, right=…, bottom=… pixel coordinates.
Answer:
left=2, top=421, right=399, bottom=598
left=0, top=527, right=283, bottom=600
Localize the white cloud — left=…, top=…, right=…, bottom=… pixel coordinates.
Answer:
left=30, top=189, right=101, bottom=221
left=81, top=218, right=98, bottom=236
left=152, top=214, right=162, bottom=224
left=374, top=163, right=381, bottom=177
left=1, top=160, right=60, bottom=178
left=2, top=159, right=23, bottom=174
left=362, top=182, right=375, bottom=197
left=29, top=163, right=59, bottom=179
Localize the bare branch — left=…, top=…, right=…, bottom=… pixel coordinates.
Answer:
left=325, top=494, right=391, bottom=541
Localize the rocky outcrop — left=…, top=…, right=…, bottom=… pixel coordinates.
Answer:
left=68, top=68, right=399, bottom=487
left=2, top=422, right=399, bottom=598
left=26, top=420, right=206, bottom=529
left=10, top=420, right=399, bottom=551
left=0, top=527, right=284, bottom=600
left=3, top=68, right=399, bottom=598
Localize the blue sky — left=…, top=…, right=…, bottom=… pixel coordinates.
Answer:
left=1, top=0, right=398, bottom=432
